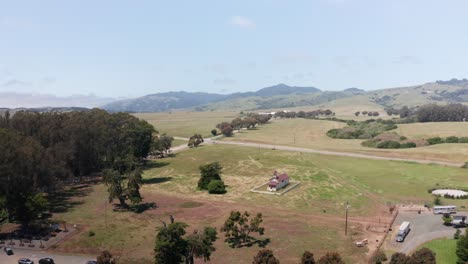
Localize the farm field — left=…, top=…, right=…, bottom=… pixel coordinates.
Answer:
left=51, top=144, right=468, bottom=263
left=134, top=111, right=238, bottom=138
left=222, top=118, right=468, bottom=163
left=418, top=238, right=458, bottom=264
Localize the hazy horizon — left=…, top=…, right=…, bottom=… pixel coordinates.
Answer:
left=2, top=0, right=468, bottom=98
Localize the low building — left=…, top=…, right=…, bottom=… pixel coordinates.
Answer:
left=267, top=171, right=289, bottom=191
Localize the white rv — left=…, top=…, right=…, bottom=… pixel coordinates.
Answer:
left=396, top=221, right=411, bottom=242
left=433, top=205, right=456, bottom=214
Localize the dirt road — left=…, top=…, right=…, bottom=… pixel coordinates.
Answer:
left=212, top=140, right=463, bottom=167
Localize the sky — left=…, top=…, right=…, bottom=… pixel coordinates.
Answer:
left=1, top=0, right=468, bottom=98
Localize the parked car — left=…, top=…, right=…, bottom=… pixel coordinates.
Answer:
left=396, top=221, right=411, bottom=242
left=4, top=247, right=14, bottom=255
left=18, top=258, right=34, bottom=264
left=86, top=261, right=97, bottom=264
left=38, top=258, right=55, bottom=264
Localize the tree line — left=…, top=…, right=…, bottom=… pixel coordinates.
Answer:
left=386, top=103, right=468, bottom=122
left=216, top=113, right=271, bottom=137
left=354, top=111, right=380, bottom=117
left=0, top=109, right=161, bottom=222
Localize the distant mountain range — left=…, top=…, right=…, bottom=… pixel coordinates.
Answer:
left=4, top=79, right=468, bottom=114
left=101, top=84, right=361, bottom=112
left=102, top=79, right=468, bottom=113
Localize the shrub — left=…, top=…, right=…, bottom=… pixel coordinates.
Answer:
left=454, top=229, right=461, bottom=239
left=400, top=136, right=407, bottom=140
left=211, top=129, right=217, bottom=136
left=207, top=180, right=226, bottom=194
left=377, top=141, right=401, bottom=149
left=462, top=162, right=468, bottom=169
left=427, top=137, right=444, bottom=145
left=371, top=251, right=387, bottom=264
left=400, top=142, right=417, bottom=148
left=434, top=196, right=441, bottom=205
left=88, top=230, right=95, bottom=237
left=445, top=136, right=459, bottom=143
left=361, top=139, right=380, bottom=148
left=459, top=137, right=468, bottom=143
left=442, top=214, right=452, bottom=226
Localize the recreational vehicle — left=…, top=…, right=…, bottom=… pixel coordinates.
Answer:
left=396, top=221, right=411, bottom=242
left=433, top=205, right=456, bottom=214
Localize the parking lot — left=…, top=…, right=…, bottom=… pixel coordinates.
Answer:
left=0, top=248, right=94, bottom=264
left=385, top=210, right=465, bottom=254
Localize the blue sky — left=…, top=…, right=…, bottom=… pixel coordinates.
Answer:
left=1, top=0, right=468, bottom=98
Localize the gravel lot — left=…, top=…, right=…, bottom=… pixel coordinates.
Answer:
left=385, top=211, right=465, bottom=254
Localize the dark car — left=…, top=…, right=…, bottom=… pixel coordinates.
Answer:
left=4, top=247, right=14, bottom=255
left=18, top=258, right=34, bottom=264
left=86, top=261, right=97, bottom=264
left=38, top=258, right=55, bottom=264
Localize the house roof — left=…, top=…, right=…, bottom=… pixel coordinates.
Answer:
left=277, top=173, right=289, bottom=181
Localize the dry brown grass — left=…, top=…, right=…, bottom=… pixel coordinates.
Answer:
left=223, top=118, right=468, bottom=163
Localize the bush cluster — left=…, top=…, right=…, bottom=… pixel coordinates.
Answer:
left=327, top=119, right=397, bottom=139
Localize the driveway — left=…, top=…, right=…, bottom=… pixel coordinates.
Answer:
left=385, top=212, right=464, bottom=254
left=0, top=248, right=94, bottom=264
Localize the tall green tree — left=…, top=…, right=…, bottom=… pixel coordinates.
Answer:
left=188, top=134, right=204, bottom=148
left=185, top=227, right=218, bottom=264
left=103, top=160, right=143, bottom=208
left=301, top=251, right=316, bottom=264
left=457, top=228, right=468, bottom=263
left=252, top=249, right=279, bottom=264
left=317, top=252, right=344, bottom=264
left=198, top=162, right=222, bottom=190
left=154, top=222, right=218, bottom=264
left=221, top=211, right=265, bottom=247
left=408, top=247, right=435, bottom=264
left=155, top=222, right=189, bottom=264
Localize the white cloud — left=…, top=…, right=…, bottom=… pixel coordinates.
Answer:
left=230, top=16, right=256, bottom=29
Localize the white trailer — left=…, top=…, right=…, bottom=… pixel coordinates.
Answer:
left=396, top=221, right=411, bottom=242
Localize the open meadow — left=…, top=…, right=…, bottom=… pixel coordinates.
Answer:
left=52, top=144, right=468, bottom=263
left=418, top=238, right=458, bottom=264
left=222, top=118, right=468, bottom=164
left=134, top=111, right=239, bottom=138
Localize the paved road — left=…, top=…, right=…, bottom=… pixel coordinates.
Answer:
left=0, top=248, right=94, bottom=264
left=386, top=212, right=464, bottom=254
left=212, top=140, right=462, bottom=167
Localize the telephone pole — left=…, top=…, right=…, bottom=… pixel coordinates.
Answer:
left=345, top=200, right=349, bottom=236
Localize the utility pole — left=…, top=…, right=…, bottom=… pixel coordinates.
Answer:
left=345, top=200, right=349, bottom=236
left=105, top=199, right=107, bottom=229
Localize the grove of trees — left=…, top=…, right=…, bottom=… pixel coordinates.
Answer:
left=154, top=221, right=218, bottom=264
left=0, top=109, right=155, bottom=222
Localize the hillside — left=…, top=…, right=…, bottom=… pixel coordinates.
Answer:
left=102, top=84, right=323, bottom=112
left=101, top=79, right=468, bottom=113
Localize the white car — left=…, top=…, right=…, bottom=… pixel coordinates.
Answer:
left=18, top=258, right=34, bottom=264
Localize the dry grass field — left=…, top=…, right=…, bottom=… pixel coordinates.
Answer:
left=134, top=111, right=239, bottom=138
left=52, top=144, right=468, bottom=263
left=223, top=118, right=468, bottom=163
left=394, top=122, right=468, bottom=138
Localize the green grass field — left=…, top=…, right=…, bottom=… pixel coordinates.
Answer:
left=222, top=118, right=468, bottom=163
left=418, top=238, right=458, bottom=264
left=52, top=144, right=468, bottom=263
left=134, top=111, right=238, bottom=138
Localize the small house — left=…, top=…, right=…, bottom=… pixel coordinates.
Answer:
left=267, top=171, right=289, bottom=191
